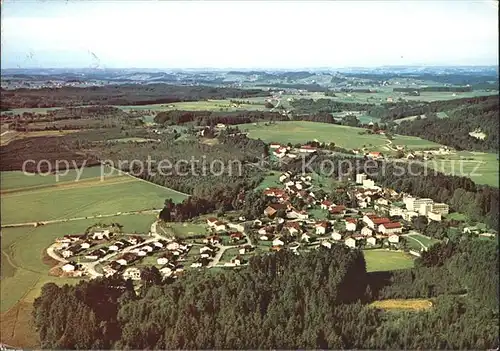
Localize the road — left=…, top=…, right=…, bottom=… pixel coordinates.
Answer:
left=207, top=223, right=253, bottom=268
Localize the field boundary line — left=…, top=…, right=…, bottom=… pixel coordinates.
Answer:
left=105, top=163, right=190, bottom=197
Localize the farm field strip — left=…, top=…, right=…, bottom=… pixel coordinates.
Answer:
left=0, top=174, right=128, bottom=195
left=370, top=298, right=433, bottom=311
left=238, top=121, right=441, bottom=151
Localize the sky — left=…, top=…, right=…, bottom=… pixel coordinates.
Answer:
left=1, top=0, right=498, bottom=69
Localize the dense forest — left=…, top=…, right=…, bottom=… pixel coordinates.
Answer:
left=394, top=96, right=499, bottom=152
left=32, top=237, right=498, bottom=349
left=154, top=110, right=287, bottom=126
left=0, top=84, right=270, bottom=108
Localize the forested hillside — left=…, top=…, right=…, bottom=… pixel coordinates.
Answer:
left=395, top=95, right=499, bottom=152
left=32, top=239, right=498, bottom=349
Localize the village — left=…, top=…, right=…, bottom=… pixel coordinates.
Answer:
left=45, top=157, right=459, bottom=284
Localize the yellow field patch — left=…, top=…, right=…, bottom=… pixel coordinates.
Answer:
left=370, top=298, right=433, bottom=311
left=0, top=130, right=80, bottom=145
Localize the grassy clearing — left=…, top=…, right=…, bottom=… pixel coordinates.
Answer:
left=117, top=99, right=266, bottom=112
left=407, top=233, right=439, bottom=248
left=444, top=212, right=469, bottom=221
left=239, top=121, right=440, bottom=152
left=255, top=173, right=282, bottom=190
left=0, top=130, right=80, bottom=145
left=370, top=298, right=433, bottom=311
left=363, top=249, right=415, bottom=272
left=425, top=152, right=499, bottom=187
left=160, top=222, right=208, bottom=238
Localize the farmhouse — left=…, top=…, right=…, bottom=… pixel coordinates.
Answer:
left=366, top=237, right=377, bottom=246
left=378, top=222, right=403, bottom=235
left=367, top=151, right=383, bottom=160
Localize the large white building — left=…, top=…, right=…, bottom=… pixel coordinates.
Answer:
left=432, top=203, right=450, bottom=215
left=403, top=196, right=434, bottom=212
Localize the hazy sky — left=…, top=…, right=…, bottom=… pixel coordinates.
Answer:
left=1, top=0, right=498, bottom=69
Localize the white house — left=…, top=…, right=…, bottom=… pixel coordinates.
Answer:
left=361, top=227, right=373, bottom=237
left=122, top=267, right=141, bottom=281
left=279, top=173, right=290, bottom=182
left=141, top=245, right=154, bottom=252
left=108, top=245, right=120, bottom=252
left=378, top=222, right=403, bottom=235
left=272, top=238, right=285, bottom=246
left=157, top=256, right=169, bottom=265
left=321, top=241, right=332, bottom=249
left=315, top=222, right=328, bottom=235
left=388, top=234, right=400, bottom=243
left=214, top=222, right=227, bottom=232
left=80, top=242, right=91, bottom=250
left=160, top=267, right=173, bottom=277
left=166, top=242, right=180, bottom=251
left=62, top=263, right=76, bottom=272
left=331, top=231, right=342, bottom=241
left=345, top=220, right=357, bottom=232
left=116, top=259, right=128, bottom=266
left=153, top=241, right=164, bottom=249
left=136, top=251, right=147, bottom=257
left=191, top=262, right=203, bottom=268
left=200, top=246, right=213, bottom=254
left=345, top=237, right=356, bottom=248
left=239, top=248, right=246, bottom=255
left=367, top=237, right=377, bottom=246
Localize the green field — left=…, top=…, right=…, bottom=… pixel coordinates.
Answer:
left=1, top=168, right=187, bottom=225
left=406, top=233, right=439, bottom=250
left=363, top=249, right=415, bottom=272
left=425, top=152, right=498, bottom=187
left=117, top=99, right=267, bottom=112
left=239, top=121, right=441, bottom=152
left=159, top=222, right=208, bottom=238
left=255, top=173, right=282, bottom=190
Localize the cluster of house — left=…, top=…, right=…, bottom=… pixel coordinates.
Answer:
left=251, top=170, right=453, bottom=252
left=104, top=240, right=193, bottom=279
left=269, top=143, right=317, bottom=159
